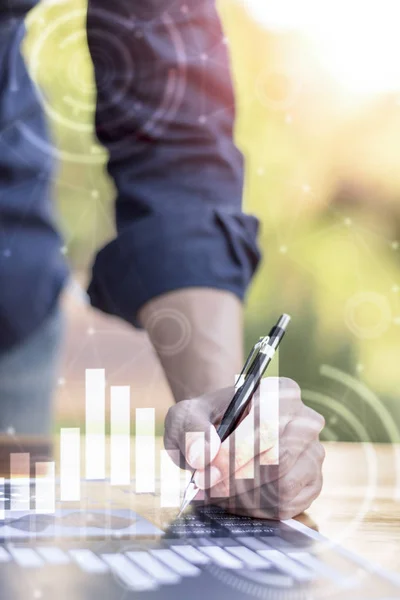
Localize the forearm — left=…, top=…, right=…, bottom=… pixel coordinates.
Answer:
left=138, top=288, right=244, bottom=403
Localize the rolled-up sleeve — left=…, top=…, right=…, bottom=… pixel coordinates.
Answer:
left=86, top=0, right=261, bottom=325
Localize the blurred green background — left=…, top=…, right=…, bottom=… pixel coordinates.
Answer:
left=24, top=0, right=400, bottom=442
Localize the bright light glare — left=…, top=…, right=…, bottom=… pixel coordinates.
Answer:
left=244, top=0, right=400, bottom=96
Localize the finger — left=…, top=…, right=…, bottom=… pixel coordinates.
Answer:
left=258, top=406, right=321, bottom=468
left=231, top=377, right=304, bottom=471
left=278, top=441, right=325, bottom=503
left=208, top=405, right=323, bottom=488
left=194, top=403, right=274, bottom=490
left=275, top=407, right=325, bottom=478
left=164, top=388, right=233, bottom=467
left=257, top=377, right=279, bottom=465
left=185, top=427, right=221, bottom=470
left=255, top=377, right=302, bottom=432
left=207, top=439, right=325, bottom=513
left=278, top=475, right=324, bottom=520
left=196, top=413, right=325, bottom=496
left=213, top=473, right=324, bottom=522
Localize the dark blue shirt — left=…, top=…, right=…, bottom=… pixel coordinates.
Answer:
left=0, top=0, right=260, bottom=354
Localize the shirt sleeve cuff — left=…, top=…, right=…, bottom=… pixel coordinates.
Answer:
left=87, top=205, right=261, bottom=327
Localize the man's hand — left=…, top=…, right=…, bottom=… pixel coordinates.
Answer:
left=164, top=377, right=325, bottom=520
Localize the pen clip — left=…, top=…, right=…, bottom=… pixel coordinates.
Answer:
left=234, top=336, right=270, bottom=390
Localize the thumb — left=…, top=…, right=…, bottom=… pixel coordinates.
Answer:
left=185, top=425, right=221, bottom=470
left=164, top=387, right=233, bottom=470
left=182, top=387, right=234, bottom=468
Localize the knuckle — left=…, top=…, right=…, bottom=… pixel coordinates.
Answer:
left=318, top=413, right=326, bottom=430
left=277, top=379, right=303, bottom=417
left=308, top=408, right=325, bottom=431
left=313, top=475, right=323, bottom=498
left=308, top=406, right=326, bottom=429
left=279, top=447, right=295, bottom=471
left=310, top=440, right=326, bottom=465
left=299, top=407, right=325, bottom=436
left=304, top=478, right=323, bottom=508
left=280, top=476, right=299, bottom=497
left=280, top=377, right=301, bottom=396
left=318, top=443, right=326, bottom=463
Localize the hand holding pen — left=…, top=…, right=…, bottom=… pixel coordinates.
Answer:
left=164, top=315, right=326, bottom=520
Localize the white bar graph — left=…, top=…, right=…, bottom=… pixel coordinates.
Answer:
left=268, top=346, right=280, bottom=377
left=260, top=348, right=279, bottom=466
left=35, top=462, right=55, bottom=514
left=10, top=453, right=30, bottom=511
left=235, top=406, right=255, bottom=479
left=0, top=478, right=4, bottom=521
left=85, top=368, right=105, bottom=480
left=60, top=428, right=80, bottom=501
left=160, top=450, right=181, bottom=507
left=135, top=408, right=155, bottom=493
left=233, top=349, right=279, bottom=473
left=110, top=386, right=131, bottom=485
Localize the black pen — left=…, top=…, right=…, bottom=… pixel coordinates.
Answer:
left=177, top=313, right=291, bottom=517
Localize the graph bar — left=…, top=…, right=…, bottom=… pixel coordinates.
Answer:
left=268, top=346, right=280, bottom=377
left=135, top=408, right=155, bottom=493
left=235, top=406, right=255, bottom=479
left=35, top=462, right=55, bottom=514
left=185, top=432, right=205, bottom=469
left=0, top=478, right=4, bottom=521
left=110, top=386, right=131, bottom=485
left=10, top=453, right=30, bottom=511
left=260, top=348, right=279, bottom=465
left=85, top=368, right=105, bottom=480
left=60, top=428, right=80, bottom=501
left=160, top=450, right=181, bottom=507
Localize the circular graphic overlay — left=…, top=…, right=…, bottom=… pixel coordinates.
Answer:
left=256, top=68, right=301, bottom=111
left=345, top=291, right=392, bottom=339
left=146, top=308, right=192, bottom=357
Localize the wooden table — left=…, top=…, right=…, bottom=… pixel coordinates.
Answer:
left=1, top=438, right=398, bottom=574
left=306, top=442, right=400, bottom=574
